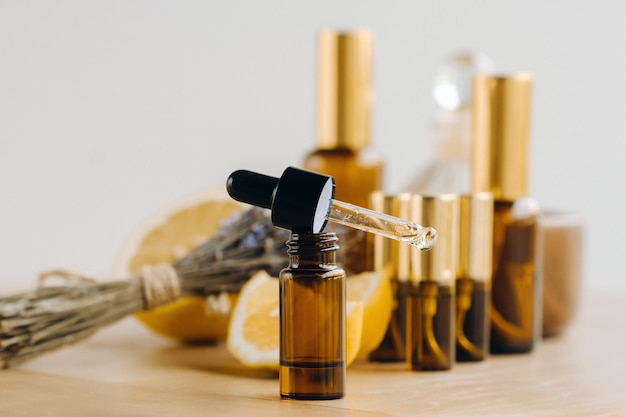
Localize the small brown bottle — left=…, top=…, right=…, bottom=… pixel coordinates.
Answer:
left=472, top=74, right=540, bottom=353
left=368, top=192, right=412, bottom=362
left=302, top=29, right=384, bottom=275
left=455, top=193, right=493, bottom=361
left=406, top=194, right=459, bottom=371
left=226, top=166, right=346, bottom=400
left=279, top=232, right=346, bottom=400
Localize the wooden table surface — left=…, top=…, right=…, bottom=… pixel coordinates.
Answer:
left=1, top=291, right=625, bottom=417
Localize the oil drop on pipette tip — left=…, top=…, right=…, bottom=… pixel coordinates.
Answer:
left=327, top=199, right=437, bottom=250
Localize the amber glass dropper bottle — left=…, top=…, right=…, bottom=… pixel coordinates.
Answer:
left=303, top=29, right=384, bottom=274
left=280, top=232, right=346, bottom=399
left=472, top=74, right=540, bottom=353
left=226, top=166, right=437, bottom=399
left=226, top=166, right=345, bottom=399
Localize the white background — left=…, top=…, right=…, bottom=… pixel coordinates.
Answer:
left=0, top=1, right=622, bottom=292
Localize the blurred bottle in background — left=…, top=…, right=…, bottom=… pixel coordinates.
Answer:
left=302, top=28, right=384, bottom=275
left=404, top=51, right=495, bottom=195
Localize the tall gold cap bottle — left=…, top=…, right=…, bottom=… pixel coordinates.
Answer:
left=316, top=29, right=373, bottom=151
left=303, top=29, right=384, bottom=274
left=472, top=74, right=532, bottom=200
left=471, top=73, right=540, bottom=353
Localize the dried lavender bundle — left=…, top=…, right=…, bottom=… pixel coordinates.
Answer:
left=0, top=207, right=288, bottom=368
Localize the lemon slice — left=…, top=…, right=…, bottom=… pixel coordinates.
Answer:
left=347, top=270, right=393, bottom=358
left=227, top=270, right=364, bottom=371
left=111, top=186, right=246, bottom=343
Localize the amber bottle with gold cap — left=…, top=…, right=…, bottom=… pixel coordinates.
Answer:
left=455, top=193, right=493, bottom=361
left=406, top=194, right=459, bottom=371
left=302, top=29, right=384, bottom=275
left=368, top=192, right=412, bottom=362
left=472, top=74, right=540, bottom=353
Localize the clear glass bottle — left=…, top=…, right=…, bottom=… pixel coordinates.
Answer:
left=455, top=193, right=493, bottom=361
left=279, top=232, right=346, bottom=400
left=406, top=194, right=459, bottom=371
left=302, top=29, right=384, bottom=275
left=472, top=73, right=540, bottom=353
left=405, top=51, right=494, bottom=195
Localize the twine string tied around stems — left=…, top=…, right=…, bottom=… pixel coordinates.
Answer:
left=139, top=264, right=181, bottom=310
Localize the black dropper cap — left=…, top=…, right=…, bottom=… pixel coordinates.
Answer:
left=226, top=166, right=336, bottom=233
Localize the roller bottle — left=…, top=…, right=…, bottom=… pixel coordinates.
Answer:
left=406, top=194, right=459, bottom=371
left=368, top=192, right=412, bottom=362
left=455, top=193, right=493, bottom=361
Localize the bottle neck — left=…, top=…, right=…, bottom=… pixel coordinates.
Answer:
left=287, top=232, right=339, bottom=269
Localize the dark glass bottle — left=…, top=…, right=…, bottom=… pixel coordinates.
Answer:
left=472, top=73, right=540, bottom=353
left=489, top=198, right=539, bottom=352
left=368, top=192, right=411, bottom=362
left=455, top=193, right=493, bottom=361
left=406, top=194, right=459, bottom=371
left=279, top=232, right=346, bottom=400
left=407, top=280, right=454, bottom=370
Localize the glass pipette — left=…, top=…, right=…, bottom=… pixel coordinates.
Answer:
left=328, top=199, right=436, bottom=250
left=226, top=167, right=437, bottom=251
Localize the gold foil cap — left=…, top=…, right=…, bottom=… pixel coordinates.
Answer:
left=472, top=73, right=532, bottom=200
left=458, top=193, right=493, bottom=282
left=369, top=191, right=392, bottom=274
left=410, top=194, right=460, bottom=284
left=392, top=193, right=412, bottom=281
left=316, top=29, right=372, bottom=150
left=369, top=192, right=412, bottom=281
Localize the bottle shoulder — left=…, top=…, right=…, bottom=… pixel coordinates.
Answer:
left=494, top=197, right=539, bottom=229
left=495, top=197, right=539, bottom=217
left=302, top=146, right=384, bottom=206
left=280, top=267, right=346, bottom=280
left=304, top=146, right=384, bottom=161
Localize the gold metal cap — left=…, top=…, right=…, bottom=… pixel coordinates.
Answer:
left=369, top=192, right=412, bottom=281
left=410, top=194, right=460, bottom=284
left=471, top=73, right=532, bottom=200
left=458, top=193, right=493, bottom=282
left=316, top=29, right=373, bottom=150
left=369, top=191, right=392, bottom=274
left=392, top=193, right=412, bottom=281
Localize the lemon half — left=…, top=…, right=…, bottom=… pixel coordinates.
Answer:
left=111, top=186, right=245, bottom=343
left=226, top=270, right=364, bottom=371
